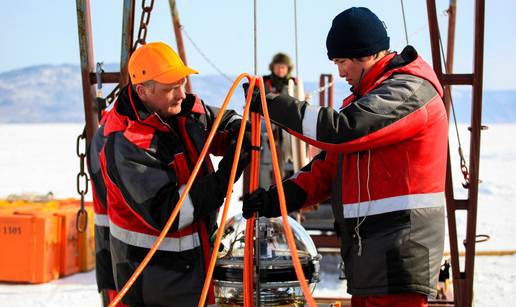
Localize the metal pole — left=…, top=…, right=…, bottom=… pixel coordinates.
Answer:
left=253, top=0, right=258, bottom=75
left=426, top=0, right=462, bottom=305
left=169, top=0, right=192, bottom=92
left=442, top=2, right=463, bottom=304
left=464, top=1, right=485, bottom=305
left=254, top=215, right=260, bottom=307
left=293, top=0, right=299, bottom=78
left=318, top=74, right=334, bottom=109
left=426, top=1, right=486, bottom=306
left=443, top=0, right=457, bottom=115
left=252, top=2, right=259, bottom=300
left=426, top=0, right=443, bottom=79
left=120, top=0, right=135, bottom=87
left=328, top=74, right=334, bottom=108
left=446, top=0, right=457, bottom=78
left=75, top=0, right=98, bottom=143
left=319, top=75, right=325, bottom=107
left=400, top=0, right=409, bottom=45
left=253, top=3, right=260, bottom=305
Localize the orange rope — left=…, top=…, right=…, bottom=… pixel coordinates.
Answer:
left=197, top=75, right=257, bottom=307
left=109, top=73, right=252, bottom=307
left=257, top=77, right=317, bottom=306
left=110, top=74, right=316, bottom=307
left=243, top=110, right=261, bottom=306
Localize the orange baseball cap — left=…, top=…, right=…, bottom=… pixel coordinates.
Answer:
left=128, top=42, right=198, bottom=84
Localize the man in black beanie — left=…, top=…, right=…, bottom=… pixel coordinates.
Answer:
left=243, top=7, right=447, bottom=307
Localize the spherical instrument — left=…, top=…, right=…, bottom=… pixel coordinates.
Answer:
left=213, top=214, right=321, bottom=306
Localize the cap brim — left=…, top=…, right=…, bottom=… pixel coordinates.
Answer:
left=153, top=66, right=199, bottom=84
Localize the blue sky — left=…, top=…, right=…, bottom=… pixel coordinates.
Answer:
left=1, top=0, right=515, bottom=90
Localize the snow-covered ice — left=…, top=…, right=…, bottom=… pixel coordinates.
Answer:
left=0, top=271, right=99, bottom=307
left=0, top=123, right=515, bottom=306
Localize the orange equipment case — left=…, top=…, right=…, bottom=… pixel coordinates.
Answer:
left=0, top=212, right=61, bottom=283
left=0, top=199, right=95, bottom=283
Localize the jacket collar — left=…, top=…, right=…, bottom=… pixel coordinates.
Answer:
left=352, top=52, right=396, bottom=97
left=112, top=84, right=206, bottom=134
left=342, top=46, right=443, bottom=108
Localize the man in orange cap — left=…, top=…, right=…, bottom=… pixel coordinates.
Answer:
left=90, top=42, right=250, bottom=306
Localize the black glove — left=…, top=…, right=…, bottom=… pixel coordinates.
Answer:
left=190, top=123, right=252, bottom=218
left=242, top=188, right=280, bottom=219
left=242, top=181, right=308, bottom=219
left=242, top=83, right=263, bottom=114
left=191, top=138, right=250, bottom=219
left=215, top=132, right=252, bottom=191
left=226, top=120, right=252, bottom=147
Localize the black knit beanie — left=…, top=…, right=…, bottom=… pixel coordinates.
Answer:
left=326, top=7, right=390, bottom=60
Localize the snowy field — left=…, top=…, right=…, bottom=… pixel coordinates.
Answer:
left=0, top=123, right=515, bottom=306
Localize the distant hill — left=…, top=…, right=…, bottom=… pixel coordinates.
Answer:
left=0, top=64, right=515, bottom=123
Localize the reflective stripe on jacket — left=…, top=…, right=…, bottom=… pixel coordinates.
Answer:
left=264, top=46, right=447, bottom=297
left=98, top=85, right=240, bottom=306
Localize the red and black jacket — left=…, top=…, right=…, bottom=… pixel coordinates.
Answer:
left=88, top=113, right=118, bottom=292
left=263, top=46, right=448, bottom=297
left=97, top=85, right=240, bottom=306
left=263, top=74, right=297, bottom=95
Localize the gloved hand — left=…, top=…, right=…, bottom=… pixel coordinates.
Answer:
left=226, top=120, right=252, bottom=148
left=242, top=83, right=263, bottom=114
left=215, top=131, right=252, bottom=190
left=191, top=137, right=251, bottom=218
left=242, top=188, right=280, bottom=219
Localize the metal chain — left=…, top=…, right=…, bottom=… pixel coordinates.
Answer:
left=76, top=127, right=89, bottom=233
left=133, top=0, right=155, bottom=50
left=74, top=0, right=156, bottom=233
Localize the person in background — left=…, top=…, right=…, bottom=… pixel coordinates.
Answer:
left=263, top=52, right=296, bottom=95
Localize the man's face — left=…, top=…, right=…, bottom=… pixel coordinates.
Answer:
left=137, top=78, right=187, bottom=118
left=272, top=63, right=289, bottom=78
left=333, top=57, right=376, bottom=89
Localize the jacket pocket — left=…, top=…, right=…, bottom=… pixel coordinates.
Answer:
left=386, top=239, right=430, bottom=288
left=142, top=248, right=204, bottom=306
